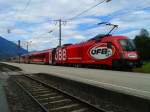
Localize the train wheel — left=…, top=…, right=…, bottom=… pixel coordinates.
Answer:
left=75, top=64, right=81, bottom=68
left=100, top=65, right=107, bottom=69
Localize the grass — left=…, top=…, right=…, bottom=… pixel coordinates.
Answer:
left=133, top=62, right=150, bottom=73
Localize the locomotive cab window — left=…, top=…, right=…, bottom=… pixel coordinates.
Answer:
left=119, top=39, right=136, bottom=51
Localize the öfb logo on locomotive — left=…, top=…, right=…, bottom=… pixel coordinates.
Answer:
left=89, top=43, right=115, bottom=60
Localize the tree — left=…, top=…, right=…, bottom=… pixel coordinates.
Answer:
left=140, top=28, right=149, bottom=37
left=134, top=29, right=150, bottom=60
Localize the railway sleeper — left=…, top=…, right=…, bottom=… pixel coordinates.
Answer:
left=31, top=86, right=47, bottom=90
left=32, top=88, right=48, bottom=92
left=47, top=99, right=75, bottom=109
left=17, top=77, right=104, bottom=112
left=37, top=94, right=63, bottom=101
left=31, top=88, right=49, bottom=92
left=30, top=84, right=45, bottom=88
left=31, top=90, right=52, bottom=95
left=34, top=92, right=58, bottom=98
left=42, top=98, right=69, bottom=106
left=31, top=85, right=44, bottom=88
left=71, top=108, right=89, bottom=112
left=50, top=103, right=83, bottom=112
left=17, top=81, right=45, bottom=90
left=38, top=95, right=65, bottom=103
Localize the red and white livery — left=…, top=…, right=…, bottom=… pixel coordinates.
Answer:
left=17, top=34, right=142, bottom=69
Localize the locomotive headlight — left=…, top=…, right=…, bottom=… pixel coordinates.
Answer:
left=128, top=53, right=137, bottom=59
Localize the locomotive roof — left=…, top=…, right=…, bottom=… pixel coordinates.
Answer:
left=70, top=34, right=112, bottom=46
left=21, top=49, right=52, bottom=56
left=88, top=34, right=112, bottom=41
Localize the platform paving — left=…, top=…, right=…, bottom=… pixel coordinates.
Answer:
left=5, top=62, right=150, bottom=101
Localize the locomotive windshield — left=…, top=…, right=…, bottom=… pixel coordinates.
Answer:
left=119, top=39, right=136, bottom=51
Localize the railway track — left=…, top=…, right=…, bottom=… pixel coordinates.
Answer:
left=14, top=74, right=108, bottom=112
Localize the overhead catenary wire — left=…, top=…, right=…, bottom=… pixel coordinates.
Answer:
left=8, top=0, right=108, bottom=34
left=66, top=0, right=111, bottom=21
left=7, top=0, right=111, bottom=48
left=47, top=0, right=111, bottom=46
left=22, top=0, right=32, bottom=11
left=7, top=0, right=32, bottom=33
left=31, top=26, right=59, bottom=40
left=13, top=0, right=32, bottom=19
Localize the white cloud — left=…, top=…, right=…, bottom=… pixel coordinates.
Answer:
left=11, top=28, right=28, bottom=35
left=0, top=0, right=150, bottom=50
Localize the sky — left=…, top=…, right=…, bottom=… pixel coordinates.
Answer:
left=0, top=0, right=150, bottom=51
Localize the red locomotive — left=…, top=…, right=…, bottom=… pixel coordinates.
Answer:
left=18, top=34, right=142, bottom=69
left=15, top=23, right=142, bottom=69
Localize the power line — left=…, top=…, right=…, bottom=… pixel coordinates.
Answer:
left=12, top=0, right=32, bottom=19
left=7, top=0, right=32, bottom=33
left=46, top=0, right=111, bottom=22
left=22, top=0, right=32, bottom=11
left=34, top=26, right=58, bottom=38
left=47, top=0, right=111, bottom=47
left=66, top=0, right=111, bottom=21
left=17, top=0, right=32, bottom=20
left=8, top=0, right=111, bottom=48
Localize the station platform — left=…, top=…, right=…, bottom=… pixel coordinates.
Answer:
left=5, top=62, right=150, bottom=101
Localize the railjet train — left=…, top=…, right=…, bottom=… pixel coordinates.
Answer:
left=11, top=23, right=143, bottom=69
left=11, top=34, right=142, bottom=69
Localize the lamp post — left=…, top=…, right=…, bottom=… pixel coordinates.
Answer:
left=17, top=40, right=21, bottom=63
left=26, top=41, right=32, bottom=52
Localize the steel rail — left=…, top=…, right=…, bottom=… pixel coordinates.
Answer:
left=14, top=80, right=49, bottom=112
left=23, top=74, right=108, bottom=112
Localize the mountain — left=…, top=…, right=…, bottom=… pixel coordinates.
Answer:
left=0, top=36, right=27, bottom=59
